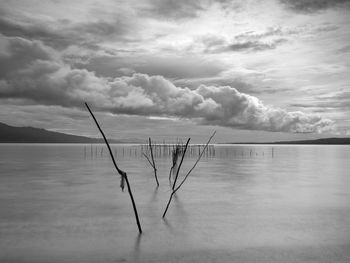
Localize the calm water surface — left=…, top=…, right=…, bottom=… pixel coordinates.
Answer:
left=0, top=144, right=350, bottom=262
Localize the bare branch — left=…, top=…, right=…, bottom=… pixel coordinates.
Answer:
left=142, top=152, right=154, bottom=167
left=85, top=102, right=142, bottom=234
left=148, top=138, right=159, bottom=187
left=172, top=138, right=190, bottom=190
left=174, top=131, right=216, bottom=193
left=163, top=131, right=216, bottom=218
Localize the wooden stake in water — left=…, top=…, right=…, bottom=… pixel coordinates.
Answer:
left=85, top=102, right=142, bottom=234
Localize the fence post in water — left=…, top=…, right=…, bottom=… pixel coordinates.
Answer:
left=85, top=102, right=142, bottom=234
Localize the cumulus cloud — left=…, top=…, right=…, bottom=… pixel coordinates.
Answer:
left=0, top=34, right=334, bottom=133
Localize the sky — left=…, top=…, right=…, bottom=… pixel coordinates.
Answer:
left=0, top=0, right=350, bottom=143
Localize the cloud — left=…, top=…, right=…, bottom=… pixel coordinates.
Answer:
left=142, top=0, right=206, bottom=19
left=225, top=39, right=288, bottom=52
left=0, top=10, right=140, bottom=51
left=234, top=28, right=284, bottom=41
left=203, top=38, right=288, bottom=53
left=280, top=0, right=350, bottom=13
left=82, top=54, right=227, bottom=79
left=0, top=34, right=334, bottom=134
left=0, top=35, right=58, bottom=78
left=140, top=0, right=243, bottom=20
left=289, top=91, right=350, bottom=113
left=197, top=31, right=289, bottom=54
left=338, top=44, right=350, bottom=53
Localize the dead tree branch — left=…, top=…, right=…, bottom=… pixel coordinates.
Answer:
left=163, top=131, right=216, bottom=218
left=142, top=138, right=159, bottom=187
left=85, top=102, right=142, bottom=234
left=172, top=138, right=190, bottom=190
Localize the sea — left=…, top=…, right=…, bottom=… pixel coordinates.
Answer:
left=0, top=144, right=349, bottom=263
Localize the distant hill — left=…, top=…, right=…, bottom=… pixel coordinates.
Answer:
left=272, top=138, right=350, bottom=145
left=228, top=137, right=350, bottom=145
left=0, top=122, right=123, bottom=143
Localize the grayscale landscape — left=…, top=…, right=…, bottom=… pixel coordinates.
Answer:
left=1, top=0, right=350, bottom=262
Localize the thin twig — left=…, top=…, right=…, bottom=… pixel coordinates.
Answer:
left=148, top=138, right=159, bottom=187
left=162, top=131, right=216, bottom=218
left=174, top=131, right=216, bottom=193
left=168, top=166, right=174, bottom=183
left=85, top=102, right=142, bottom=234
left=168, top=145, right=180, bottom=182
left=172, top=138, right=190, bottom=190
left=142, top=152, right=153, bottom=167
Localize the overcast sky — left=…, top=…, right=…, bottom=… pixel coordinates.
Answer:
left=0, top=0, right=349, bottom=142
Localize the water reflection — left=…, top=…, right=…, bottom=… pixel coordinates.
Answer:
left=162, top=217, right=174, bottom=232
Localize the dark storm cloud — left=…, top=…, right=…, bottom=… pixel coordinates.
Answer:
left=0, top=34, right=334, bottom=133
left=280, top=0, right=350, bottom=13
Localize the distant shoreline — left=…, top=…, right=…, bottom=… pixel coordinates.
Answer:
left=0, top=121, right=143, bottom=144
left=1, top=121, right=350, bottom=145
left=221, top=137, right=350, bottom=145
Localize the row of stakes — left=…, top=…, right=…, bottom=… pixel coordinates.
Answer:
left=84, top=144, right=275, bottom=159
